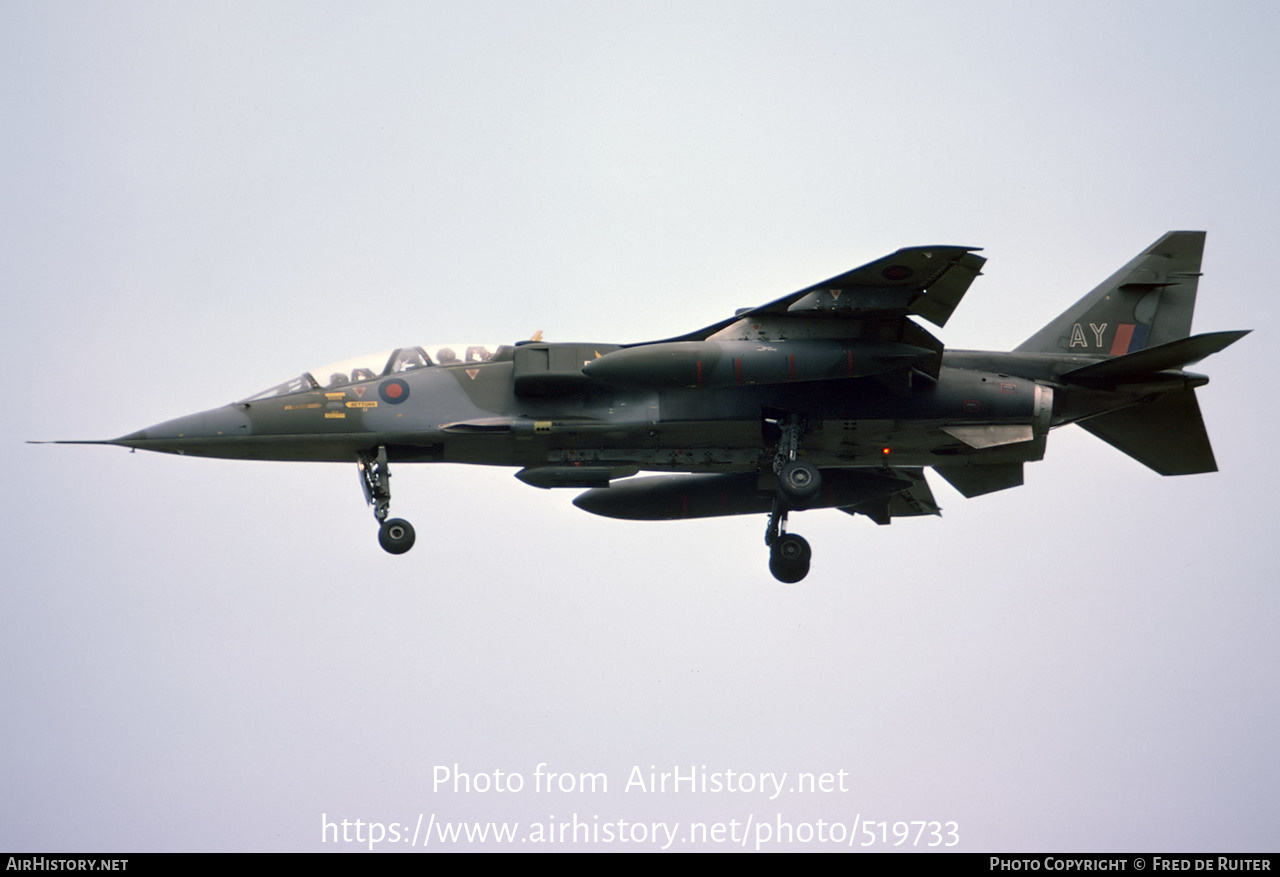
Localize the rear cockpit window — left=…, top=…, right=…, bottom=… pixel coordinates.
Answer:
left=239, top=344, right=504, bottom=402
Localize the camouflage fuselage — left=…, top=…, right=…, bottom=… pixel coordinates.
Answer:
left=116, top=344, right=1070, bottom=478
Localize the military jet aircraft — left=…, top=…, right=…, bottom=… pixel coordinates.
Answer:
left=44, top=231, right=1246, bottom=582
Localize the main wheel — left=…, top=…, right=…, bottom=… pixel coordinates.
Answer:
left=768, top=533, right=811, bottom=583
left=378, top=518, right=416, bottom=554
left=777, top=460, right=821, bottom=508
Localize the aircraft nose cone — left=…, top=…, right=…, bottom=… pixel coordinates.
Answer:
left=113, top=405, right=251, bottom=454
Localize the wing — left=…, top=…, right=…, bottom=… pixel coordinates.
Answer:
left=641, top=245, right=984, bottom=381
left=838, top=467, right=942, bottom=524
left=655, top=245, right=986, bottom=344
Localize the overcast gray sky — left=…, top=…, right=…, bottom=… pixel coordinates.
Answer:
left=3, top=0, right=1276, bottom=852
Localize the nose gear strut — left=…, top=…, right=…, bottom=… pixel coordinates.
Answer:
left=357, top=445, right=416, bottom=554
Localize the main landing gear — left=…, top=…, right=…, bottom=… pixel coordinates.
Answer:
left=768, top=528, right=812, bottom=584
left=357, top=446, right=416, bottom=555
left=764, top=414, right=820, bottom=583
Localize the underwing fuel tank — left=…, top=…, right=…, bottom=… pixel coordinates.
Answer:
left=573, top=470, right=913, bottom=520
left=582, top=340, right=933, bottom=389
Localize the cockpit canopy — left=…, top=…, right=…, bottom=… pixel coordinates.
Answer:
left=241, top=344, right=505, bottom=402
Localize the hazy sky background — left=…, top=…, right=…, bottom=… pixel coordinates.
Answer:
left=3, top=1, right=1276, bottom=852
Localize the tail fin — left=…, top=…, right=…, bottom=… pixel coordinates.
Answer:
left=1020, top=231, right=1250, bottom=475
left=1016, top=231, right=1205, bottom=355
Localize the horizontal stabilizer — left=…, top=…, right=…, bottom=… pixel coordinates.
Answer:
left=1077, top=390, right=1217, bottom=475
left=933, top=463, right=1025, bottom=498
left=1060, top=330, right=1249, bottom=386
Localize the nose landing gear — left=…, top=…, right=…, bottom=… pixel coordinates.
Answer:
left=358, top=446, right=416, bottom=555
left=378, top=517, right=416, bottom=554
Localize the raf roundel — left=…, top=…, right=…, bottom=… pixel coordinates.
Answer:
left=379, top=378, right=410, bottom=404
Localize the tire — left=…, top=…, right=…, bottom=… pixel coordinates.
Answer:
left=777, top=460, right=821, bottom=508
left=769, top=533, right=811, bottom=583
left=378, top=518, right=416, bottom=554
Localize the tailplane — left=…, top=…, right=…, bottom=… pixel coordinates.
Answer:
left=1076, top=391, right=1218, bottom=475
left=1056, top=328, right=1247, bottom=475
left=1058, top=329, right=1249, bottom=387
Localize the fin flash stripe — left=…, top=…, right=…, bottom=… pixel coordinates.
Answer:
left=1110, top=323, right=1136, bottom=356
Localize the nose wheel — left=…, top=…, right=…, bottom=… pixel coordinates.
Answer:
left=358, top=446, right=416, bottom=555
left=378, top=518, right=416, bottom=554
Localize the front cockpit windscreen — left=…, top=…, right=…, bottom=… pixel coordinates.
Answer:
left=240, top=344, right=501, bottom=402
